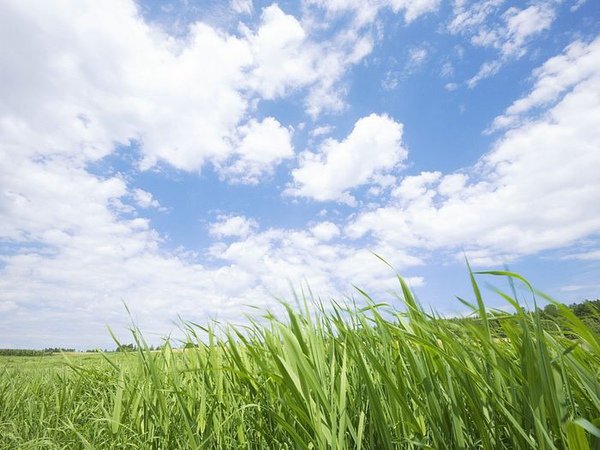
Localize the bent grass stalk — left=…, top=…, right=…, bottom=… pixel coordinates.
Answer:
left=1, top=271, right=599, bottom=449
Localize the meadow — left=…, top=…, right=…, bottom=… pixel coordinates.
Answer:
left=1, top=270, right=599, bottom=449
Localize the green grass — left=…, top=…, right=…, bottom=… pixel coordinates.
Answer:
left=1, top=270, right=599, bottom=449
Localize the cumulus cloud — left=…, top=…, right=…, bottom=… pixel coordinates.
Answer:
left=0, top=0, right=388, bottom=347
left=310, top=221, right=341, bottom=241
left=208, top=225, right=423, bottom=300
left=242, top=4, right=375, bottom=118
left=288, top=114, right=407, bottom=204
left=244, top=5, right=316, bottom=99
left=1, top=0, right=249, bottom=173
left=0, top=157, right=421, bottom=347
left=0, top=0, right=378, bottom=182
left=217, top=117, right=294, bottom=184
left=347, top=38, right=600, bottom=265
left=391, top=171, right=441, bottom=203
left=209, top=215, right=258, bottom=239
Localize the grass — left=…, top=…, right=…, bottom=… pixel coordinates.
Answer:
left=1, top=269, right=600, bottom=449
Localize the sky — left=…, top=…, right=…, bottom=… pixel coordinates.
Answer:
left=0, top=0, right=599, bottom=349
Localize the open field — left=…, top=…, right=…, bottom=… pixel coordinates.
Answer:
left=1, top=272, right=600, bottom=449
left=0, top=352, right=129, bottom=371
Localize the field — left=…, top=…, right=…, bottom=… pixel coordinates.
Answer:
left=1, top=271, right=600, bottom=449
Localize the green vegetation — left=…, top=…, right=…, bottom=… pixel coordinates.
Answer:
left=0, top=348, right=75, bottom=357
left=449, top=299, right=600, bottom=338
left=1, top=270, right=599, bottom=449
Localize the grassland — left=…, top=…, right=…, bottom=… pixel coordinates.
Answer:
left=1, top=270, right=599, bottom=449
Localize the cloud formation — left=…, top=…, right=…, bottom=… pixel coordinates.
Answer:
left=449, top=0, right=558, bottom=86
left=289, top=114, right=407, bottom=204
left=308, top=0, right=440, bottom=26
left=0, top=1, right=377, bottom=179
left=347, top=38, right=600, bottom=264
left=0, top=0, right=385, bottom=346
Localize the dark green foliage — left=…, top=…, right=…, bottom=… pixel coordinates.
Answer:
left=116, top=343, right=136, bottom=352
left=544, top=299, right=600, bottom=335
left=450, top=298, right=600, bottom=338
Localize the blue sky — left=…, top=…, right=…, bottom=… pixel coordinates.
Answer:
left=0, top=0, right=599, bottom=349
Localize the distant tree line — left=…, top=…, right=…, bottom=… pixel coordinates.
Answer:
left=116, top=343, right=136, bottom=352
left=450, top=299, right=600, bottom=336
left=539, top=299, right=600, bottom=335
left=114, top=343, right=164, bottom=352
left=0, top=348, right=75, bottom=357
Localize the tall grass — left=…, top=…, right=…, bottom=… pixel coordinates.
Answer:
left=1, top=270, right=599, bottom=449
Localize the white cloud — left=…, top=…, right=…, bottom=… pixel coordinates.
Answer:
left=242, top=4, right=375, bottom=118
left=391, top=171, right=441, bottom=202
left=450, top=0, right=555, bottom=55
left=449, top=0, right=557, bottom=86
left=383, top=45, right=429, bottom=90
left=467, top=60, right=502, bottom=87
left=209, top=225, right=423, bottom=300
left=310, top=221, right=341, bottom=241
left=217, top=117, right=294, bottom=184
left=382, top=70, right=400, bottom=91
left=471, top=5, right=556, bottom=58
left=244, top=5, right=316, bottom=99
left=0, top=154, right=423, bottom=347
left=310, top=125, right=335, bottom=138
left=288, top=114, right=407, bottom=204
left=307, top=0, right=440, bottom=26
left=438, top=173, right=468, bottom=196
left=407, top=46, right=429, bottom=71
left=560, top=283, right=600, bottom=292
left=441, top=61, right=455, bottom=78
left=303, top=32, right=374, bottom=117
left=0, top=156, right=131, bottom=244
left=491, top=37, right=600, bottom=130
left=132, top=189, right=161, bottom=209
left=570, top=0, right=587, bottom=12
left=0, top=301, right=17, bottom=314
left=231, top=0, right=253, bottom=14
left=209, top=215, right=258, bottom=239
left=562, top=250, right=600, bottom=261
left=0, top=0, right=374, bottom=185
left=1, top=0, right=250, bottom=174
left=347, top=38, right=600, bottom=265
left=448, top=0, right=505, bottom=35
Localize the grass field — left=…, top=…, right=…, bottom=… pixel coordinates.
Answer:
left=1, top=270, right=600, bottom=449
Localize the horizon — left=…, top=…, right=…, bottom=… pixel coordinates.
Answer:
left=1, top=0, right=599, bottom=349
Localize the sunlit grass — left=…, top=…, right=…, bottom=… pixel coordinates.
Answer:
left=1, top=269, right=599, bottom=449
